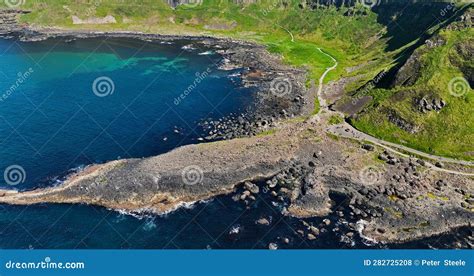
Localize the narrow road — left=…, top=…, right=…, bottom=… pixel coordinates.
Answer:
left=313, top=48, right=474, bottom=174
left=327, top=124, right=474, bottom=176
left=327, top=124, right=474, bottom=166
left=316, top=47, right=338, bottom=109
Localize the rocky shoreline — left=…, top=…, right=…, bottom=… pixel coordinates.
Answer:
left=0, top=115, right=472, bottom=245
left=0, top=9, right=309, bottom=142
left=0, top=9, right=472, bottom=247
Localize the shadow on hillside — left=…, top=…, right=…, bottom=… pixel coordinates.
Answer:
left=373, top=2, right=472, bottom=88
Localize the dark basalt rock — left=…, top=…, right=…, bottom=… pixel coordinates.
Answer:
left=391, top=50, right=423, bottom=87
left=386, top=109, right=418, bottom=133
left=195, top=40, right=307, bottom=141
left=361, top=144, right=375, bottom=151
left=0, top=9, right=30, bottom=37
left=414, top=96, right=446, bottom=113
left=449, top=39, right=474, bottom=85
left=446, top=8, right=473, bottom=31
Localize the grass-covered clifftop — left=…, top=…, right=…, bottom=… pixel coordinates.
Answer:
left=350, top=4, right=473, bottom=161
left=352, top=26, right=473, bottom=160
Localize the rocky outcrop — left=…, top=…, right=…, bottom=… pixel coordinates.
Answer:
left=386, top=109, right=418, bottom=133
left=0, top=114, right=471, bottom=244
left=0, top=120, right=311, bottom=214
left=391, top=35, right=447, bottom=88
left=450, top=39, right=474, bottom=85
left=167, top=0, right=197, bottom=8
left=196, top=38, right=308, bottom=141
left=446, top=5, right=473, bottom=31
left=391, top=6, right=473, bottom=88
left=414, top=96, right=446, bottom=113
left=391, top=51, right=423, bottom=87
left=0, top=9, right=29, bottom=35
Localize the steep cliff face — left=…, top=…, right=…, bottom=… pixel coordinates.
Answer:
left=392, top=8, right=473, bottom=88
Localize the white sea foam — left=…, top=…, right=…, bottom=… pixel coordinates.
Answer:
left=227, top=72, right=241, bottom=78
left=229, top=224, right=241, bottom=235
left=181, top=44, right=196, bottom=51
left=198, top=51, right=214, bottom=56
left=113, top=198, right=214, bottom=219
left=115, top=208, right=156, bottom=220
left=355, top=219, right=379, bottom=246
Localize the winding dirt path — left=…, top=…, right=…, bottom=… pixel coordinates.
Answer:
left=313, top=49, right=474, bottom=174
left=276, top=24, right=294, bottom=42
left=316, top=47, right=338, bottom=109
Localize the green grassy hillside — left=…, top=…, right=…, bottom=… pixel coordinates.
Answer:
left=352, top=25, right=473, bottom=160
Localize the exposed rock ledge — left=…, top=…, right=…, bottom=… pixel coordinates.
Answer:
left=0, top=116, right=472, bottom=244
left=0, top=121, right=308, bottom=214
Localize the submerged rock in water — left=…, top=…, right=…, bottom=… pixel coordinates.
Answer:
left=256, top=217, right=270, bottom=226
left=268, top=243, right=278, bottom=250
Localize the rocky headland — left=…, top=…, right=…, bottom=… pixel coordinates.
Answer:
left=0, top=113, right=472, bottom=244
left=0, top=8, right=472, bottom=246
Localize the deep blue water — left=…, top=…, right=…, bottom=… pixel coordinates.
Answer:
left=0, top=37, right=468, bottom=249
left=0, top=185, right=469, bottom=249
left=0, top=37, right=252, bottom=190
